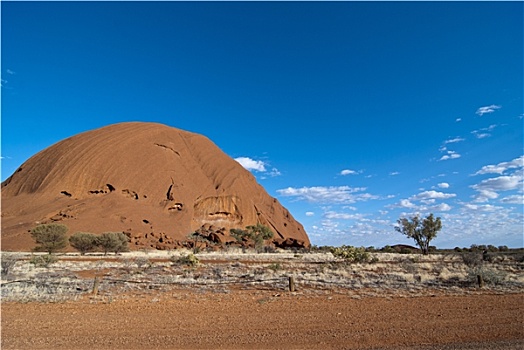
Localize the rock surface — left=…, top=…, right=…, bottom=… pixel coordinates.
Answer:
left=1, top=122, right=310, bottom=251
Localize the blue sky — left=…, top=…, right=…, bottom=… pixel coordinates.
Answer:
left=2, top=2, right=523, bottom=248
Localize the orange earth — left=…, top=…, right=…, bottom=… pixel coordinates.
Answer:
left=2, top=290, right=522, bottom=350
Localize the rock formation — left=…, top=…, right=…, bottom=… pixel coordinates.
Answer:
left=1, top=122, right=310, bottom=251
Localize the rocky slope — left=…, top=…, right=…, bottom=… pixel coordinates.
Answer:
left=1, top=122, right=310, bottom=251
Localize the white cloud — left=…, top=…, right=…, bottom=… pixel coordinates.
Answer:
left=473, top=132, right=490, bottom=139
left=471, top=124, right=498, bottom=139
left=463, top=203, right=499, bottom=212
left=444, top=137, right=465, bottom=144
left=389, top=171, right=400, bottom=176
left=324, top=211, right=365, bottom=220
left=410, top=190, right=456, bottom=201
left=276, top=186, right=373, bottom=204
left=398, top=199, right=416, bottom=208
left=472, top=175, right=523, bottom=192
left=305, top=211, right=315, bottom=217
left=266, top=168, right=282, bottom=177
left=500, top=195, right=524, bottom=205
left=235, top=157, right=266, bottom=172
left=474, top=156, right=524, bottom=175
left=456, top=118, right=462, bottom=122
left=476, top=105, right=501, bottom=116
left=433, top=203, right=452, bottom=212
left=438, top=182, right=450, bottom=189
left=439, top=150, right=461, bottom=161
left=340, top=169, right=358, bottom=176
left=6, top=69, right=15, bottom=74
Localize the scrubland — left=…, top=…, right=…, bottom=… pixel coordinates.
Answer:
left=2, top=248, right=523, bottom=302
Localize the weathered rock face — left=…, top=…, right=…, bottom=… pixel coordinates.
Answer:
left=1, top=122, right=310, bottom=251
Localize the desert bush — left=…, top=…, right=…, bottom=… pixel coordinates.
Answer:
left=30, top=223, right=68, bottom=254
left=467, top=267, right=507, bottom=286
left=331, top=246, right=373, bottom=263
left=171, top=253, right=199, bottom=267
left=268, top=262, right=282, bottom=272
left=381, top=245, right=395, bottom=253
left=1, top=254, right=20, bottom=276
left=134, top=257, right=152, bottom=270
left=29, top=254, right=58, bottom=268
left=461, top=252, right=483, bottom=267
left=97, top=232, right=129, bottom=255
left=230, top=224, right=274, bottom=253
left=69, top=232, right=98, bottom=255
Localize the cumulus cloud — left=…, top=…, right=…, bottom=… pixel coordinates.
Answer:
left=340, top=169, right=358, bottom=176
left=433, top=203, right=452, bottom=211
left=476, top=105, right=501, bottom=116
left=439, top=150, right=461, bottom=161
left=410, top=190, right=456, bottom=201
left=276, top=186, right=375, bottom=204
left=463, top=203, right=500, bottom=212
left=235, top=157, right=266, bottom=172
left=389, top=171, right=400, bottom=176
left=474, top=156, right=523, bottom=175
left=398, top=199, right=416, bottom=208
left=438, top=182, right=450, bottom=189
left=500, top=195, right=524, bottom=205
left=456, top=118, right=462, bottom=122
left=305, top=211, right=315, bottom=217
left=472, top=175, right=523, bottom=193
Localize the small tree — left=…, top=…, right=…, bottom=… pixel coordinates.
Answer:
left=30, top=224, right=68, bottom=254
left=395, top=213, right=442, bottom=255
left=246, top=224, right=274, bottom=252
left=69, top=232, right=98, bottom=255
left=230, top=225, right=274, bottom=252
left=97, top=232, right=129, bottom=255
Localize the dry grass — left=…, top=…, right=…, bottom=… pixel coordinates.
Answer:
left=1, top=250, right=522, bottom=302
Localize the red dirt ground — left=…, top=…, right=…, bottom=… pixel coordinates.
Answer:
left=2, top=291, right=522, bottom=349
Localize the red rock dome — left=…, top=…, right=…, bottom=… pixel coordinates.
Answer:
left=1, top=122, right=310, bottom=251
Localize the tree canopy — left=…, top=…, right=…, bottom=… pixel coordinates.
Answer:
left=395, top=213, right=442, bottom=255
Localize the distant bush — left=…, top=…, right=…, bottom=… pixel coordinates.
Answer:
left=97, top=232, right=129, bottom=255
left=31, top=224, right=68, bottom=254
left=380, top=245, right=396, bottom=253
left=1, top=254, right=20, bottom=275
left=331, top=246, right=374, bottom=263
left=29, top=254, right=58, bottom=268
left=461, top=252, right=483, bottom=267
left=69, top=232, right=98, bottom=255
left=267, top=262, right=282, bottom=272
left=468, top=267, right=507, bottom=286
left=171, top=253, right=199, bottom=267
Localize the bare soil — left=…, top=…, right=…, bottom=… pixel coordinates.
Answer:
left=2, top=290, right=523, bottom=350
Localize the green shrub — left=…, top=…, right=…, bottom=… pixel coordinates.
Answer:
left=331, top=246, right=372, bottom=263
left=468, top=267, right=507, bottom=286
left=171, top=253, right=199, bottom=267
left=268, top=262, right=282, bottom=272
left=69, top=232, right=98, bottom=255
left=97, top=232, right=129, bottom=255
left=29, top=254, right=58, bottom=268
left=30, top=224, right=68, bottom=254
